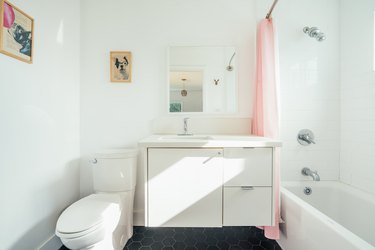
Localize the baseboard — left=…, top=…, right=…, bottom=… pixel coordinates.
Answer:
left=37, top=234, right=62, bottom=250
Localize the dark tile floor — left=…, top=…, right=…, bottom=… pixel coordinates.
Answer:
left=60, top=226, right=282, bottom=250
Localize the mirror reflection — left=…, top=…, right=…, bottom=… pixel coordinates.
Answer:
left=168, top=46, right=237, bottom=113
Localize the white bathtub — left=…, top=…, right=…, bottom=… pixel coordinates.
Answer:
left=277, top=181, right=375, bottom=250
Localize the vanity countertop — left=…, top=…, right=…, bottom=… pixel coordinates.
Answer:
left=139, top=134, right=282, bottom=148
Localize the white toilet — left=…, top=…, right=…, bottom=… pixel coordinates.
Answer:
left=56, top=149, right=137, bottom=250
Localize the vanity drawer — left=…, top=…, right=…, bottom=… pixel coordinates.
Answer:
left=223, top=148, right=272, bottom=186
left=223, top=186, right=272, bottom=226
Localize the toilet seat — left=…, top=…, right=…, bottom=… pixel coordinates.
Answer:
left=56, top=194, right=121, bottom=239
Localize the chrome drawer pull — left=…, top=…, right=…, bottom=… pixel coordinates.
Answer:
left=241, top=186, right=254, bottom=190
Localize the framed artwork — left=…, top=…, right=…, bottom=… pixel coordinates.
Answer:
left=110, top=51, right=132, bottom=82
left=0, top=0, right=34, bottom=63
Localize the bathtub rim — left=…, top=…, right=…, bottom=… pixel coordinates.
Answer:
left=283, top=181, right=375, bottom=206
left=280, top=181, right=375, bottom=250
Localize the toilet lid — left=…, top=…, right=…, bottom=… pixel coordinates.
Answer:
left=56, top=194, right=121, bottom=235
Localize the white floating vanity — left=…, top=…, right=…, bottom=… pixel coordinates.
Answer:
left=138, top=135, right=281, bottom=228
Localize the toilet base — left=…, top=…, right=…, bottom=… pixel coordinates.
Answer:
left=112, top=190, right=134, bottom=249
left=59, top=190, right=135, bottom=250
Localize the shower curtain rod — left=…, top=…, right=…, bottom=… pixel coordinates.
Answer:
left=266, top=0, right=279, bottom=19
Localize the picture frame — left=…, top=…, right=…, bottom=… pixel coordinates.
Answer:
left=0, top=0, right=34, bottom=63
left=110, top=51, right=132, bottom=82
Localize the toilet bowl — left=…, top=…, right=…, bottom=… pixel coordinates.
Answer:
left=56, top=149, right=137, bottom=250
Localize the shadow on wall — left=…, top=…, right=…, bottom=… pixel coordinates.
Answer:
left=9, top=159, right=80, bottom=250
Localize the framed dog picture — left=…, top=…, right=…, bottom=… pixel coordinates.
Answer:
left=0, top=0, right=34, bottom=63
left=110, top=51, right=132, bottom=82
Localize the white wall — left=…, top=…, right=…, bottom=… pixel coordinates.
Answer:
left=255, top=0, right=341, bottom=181
left=79, top=0, right=257, bottom=225
left=0, top=0, right=80, bottom=249
left=340, top=0, right=375, bottom=194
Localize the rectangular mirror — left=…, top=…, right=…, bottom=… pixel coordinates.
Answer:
left=168, top=46, right=237, bottom=114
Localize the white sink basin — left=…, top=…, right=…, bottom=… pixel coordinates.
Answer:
left=158, top=135, right=214, bottom=140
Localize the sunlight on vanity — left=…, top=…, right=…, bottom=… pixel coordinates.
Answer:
left=138, top=135, right=281, bottom=228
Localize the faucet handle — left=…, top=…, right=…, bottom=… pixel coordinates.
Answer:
left=305, top=134, right=315, bottom=144
left=297, top=129, right=315, bottom=145
left=299, top=133, right=315, bottom=144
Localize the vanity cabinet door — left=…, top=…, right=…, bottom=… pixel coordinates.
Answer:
left=148, top=148, right=223, bottom=227
left=223, top=187, right=272, bottom=226
left=223, top=148, right=272, bottom=186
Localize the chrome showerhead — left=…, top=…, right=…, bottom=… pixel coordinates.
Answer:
left=303, top=26, right=326, bottom=42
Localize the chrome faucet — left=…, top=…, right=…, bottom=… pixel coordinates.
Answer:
left=302, top=167, right=320, bottom=181
left=180, top=117, right=193, bottom=136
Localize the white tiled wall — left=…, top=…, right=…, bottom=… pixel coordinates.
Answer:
left=340, top=0, right=375, bottom=194
left=258, top=0, right=341, bottom=181
left=257, top=0, right=375, bottom=193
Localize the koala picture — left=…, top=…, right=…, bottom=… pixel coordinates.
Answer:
left=110, top=51, right=132, bottom=82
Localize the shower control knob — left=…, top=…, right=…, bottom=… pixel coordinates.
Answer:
left=297, top=129, right=316, bottom=145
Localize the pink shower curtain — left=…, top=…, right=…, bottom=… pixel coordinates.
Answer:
left=252, top=18, right=280, bottom=240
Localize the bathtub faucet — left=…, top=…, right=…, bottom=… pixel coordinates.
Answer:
left=302, top=167, right=320, bottom=181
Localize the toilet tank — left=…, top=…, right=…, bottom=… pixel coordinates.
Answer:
left=92, top=149, right=137, bottom=192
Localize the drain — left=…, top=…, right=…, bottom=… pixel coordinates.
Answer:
left=304, top=187, right=312, bottom=195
